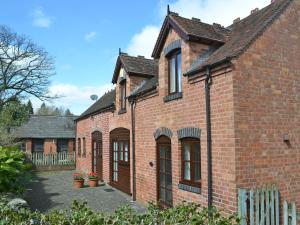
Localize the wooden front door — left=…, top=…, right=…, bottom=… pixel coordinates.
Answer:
left=157, top=136, right=173, bottom=207
left=92, top=131, right=103, bottom=181
left=110, top=128, right=130, bottom=195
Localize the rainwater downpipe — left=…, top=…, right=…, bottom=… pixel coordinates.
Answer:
left=205, top=66, right=213, bottom=217
left=130, top=98, right=137, bottom=201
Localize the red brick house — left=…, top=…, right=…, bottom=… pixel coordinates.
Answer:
left=15, top=115, right=76, bottom=154
left=76, top=0, right=300, bottom=215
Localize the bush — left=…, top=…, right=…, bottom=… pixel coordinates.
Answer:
left=0, top=146, right=32, bottom=194
left=0, top=199, right=239, bottom=225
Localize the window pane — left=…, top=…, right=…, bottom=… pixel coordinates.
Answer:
left=166, top=160, right=171, bottom=173
left=32, top=139, right=44, bottom=152
left=184, top=162, right=191, bottom=180
left=160, top=160, right=165, bottom=172
left=184, top=144, right=190, bottom=161
left=194, top=162, right=201, bottom=182
left=194, top=142, right=200, bottom=161
left=119, top=142, right=123, bottom=160
left=160, top=188, right=165, bottom=202
left=166, top=190, right=173, bottom=205
left=169, top=57, right=176, bottom=93
left=177, top=53, right=182, bottom=93
left=124, top=152, right=128, bottom=162
left=160, top=147, right=165, bottom=158
left=166, top=174, right=172, bottom=189
left=160, top=173, right=165, bottom=187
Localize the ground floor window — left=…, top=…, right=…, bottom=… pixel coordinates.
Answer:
left=181, top=138, right=201, bottom=187
left=57, top=139, right=68, bottom=152
left=77, top=138, right=81, bottom=157
left=32, top=139, right=44, bottom=152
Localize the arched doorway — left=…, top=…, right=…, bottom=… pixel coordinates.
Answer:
left=92, top=131, right=103, bottom=181
left=110, top=128, right=130, bottom=194
left=156, top=135, right=173, bottom=207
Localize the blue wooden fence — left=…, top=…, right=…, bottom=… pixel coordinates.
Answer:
left=238, top=187, right=280, bottom=225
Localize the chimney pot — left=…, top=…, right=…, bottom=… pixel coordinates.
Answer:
left=137, top=55, right=145, bottom=58
left=251, top=8, right=259, bottom=14
left=192, top=17, right=201, bottom=22
left=233, top=17, right=240, bottom=24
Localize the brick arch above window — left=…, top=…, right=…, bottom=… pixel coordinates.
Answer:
left=92, top=128, right=102, bottom=133
left=177, top=127, right=201, bottom=140
left=153, top=127, right=173, bottom=140
left=164, top=40, right=181, bottom=57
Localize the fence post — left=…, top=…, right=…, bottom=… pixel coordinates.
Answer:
left=284, top=201, right=288, bottom=225
left=238, top=189, right=247, bottom=225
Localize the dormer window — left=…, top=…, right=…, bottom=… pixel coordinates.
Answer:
left=168, top=50, right=182, bottom=94
left=120, top=80, right=126, bottom=111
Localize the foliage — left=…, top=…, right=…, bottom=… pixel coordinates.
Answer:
left=73, top=173, right=84, bottom=181
left=0, top=146, right=32, bottom=194
left=0, top=25, right=55, bottom=107
left=88, top=172, right=98, bottom=180
left=0, top=100, right=31, bottom=145
left=36, top=102, right=73, bottom=116
left=0, top=199, right=239, bottom=225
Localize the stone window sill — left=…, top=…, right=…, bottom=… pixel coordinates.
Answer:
left=163, top=92, right=183, bottom=103
left=118, top=109, right=127, bottom=115
left=178, top=183, right=201, bottom=194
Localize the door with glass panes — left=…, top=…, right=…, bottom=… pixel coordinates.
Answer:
left=92, top=131, right=103, bottom=181
left=110, top=128, right=130, bottom=195
left=157, top=136, right=173, bottom=207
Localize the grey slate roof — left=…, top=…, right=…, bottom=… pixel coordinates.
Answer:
left=112, top=54, right=158, bottom=83
left=76, top=89, right=116, bottom=121
left=14, top=115, right=77, bottom=139
left=187, top=0, right=292, bottom=74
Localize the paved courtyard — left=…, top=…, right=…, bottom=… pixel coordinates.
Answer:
left=25, top=170, right=146, bottom=213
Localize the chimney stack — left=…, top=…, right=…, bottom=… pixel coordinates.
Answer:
left=192, top=17, right=201, bottom=22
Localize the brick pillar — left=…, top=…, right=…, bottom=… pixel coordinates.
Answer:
left=68, top=139, right=75, bottom=153
left=26, top=139, right=32, bottom=154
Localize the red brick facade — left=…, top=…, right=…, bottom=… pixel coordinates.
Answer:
left=76, top=0, right=300, bottom=216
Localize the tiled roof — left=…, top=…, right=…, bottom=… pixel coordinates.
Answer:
left=112, top=54, right=158, bottom=83
left=169, top=14, right=229, bottom=43
left=13, top=115, right=77, bottom=139
left=76, top=89, right=116, bottom=120
left=187, top=0, right=292, bottom=75
left=152, top=12, right=229, bottom=58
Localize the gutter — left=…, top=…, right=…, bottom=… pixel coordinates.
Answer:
left=205, top=66, right=213, bottom=217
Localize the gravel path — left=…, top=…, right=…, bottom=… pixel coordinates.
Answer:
left=24, top=170, right=146, bottom=213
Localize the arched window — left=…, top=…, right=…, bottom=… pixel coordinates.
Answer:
left=180, top=138, right=201, bottom=187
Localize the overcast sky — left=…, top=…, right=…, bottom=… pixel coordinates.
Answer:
left=0, top=0, right=270, bottom=115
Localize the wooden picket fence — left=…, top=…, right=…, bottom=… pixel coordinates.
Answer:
left=26, top=151, right=76, bottom=166
left=238, top=186, right=280, bottom=225
left=283, top=201, right=298, bottom=225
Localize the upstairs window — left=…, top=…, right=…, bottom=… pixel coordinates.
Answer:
left=120, top=81, right=126, bottom=111
left=168, top=50, right=182, bottom=94
left=181, top=138, right=201, bottom=187
left=57, top=139, right=68, bottom=152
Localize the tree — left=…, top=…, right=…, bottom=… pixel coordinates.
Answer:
left=26, top=100, right=33, bottom=114
left=0, top=99, right=30, bottom=145
left=65, top=108, right=73, bottom=116
left=37, top=102, right=48, bottom=115
left=0, top=25, right=55, bottom=107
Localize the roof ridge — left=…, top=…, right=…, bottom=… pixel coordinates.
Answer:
left=120, top=53, right=156, bottom=61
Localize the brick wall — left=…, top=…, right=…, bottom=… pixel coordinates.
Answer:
left=233, top=1, right=300, bottom=212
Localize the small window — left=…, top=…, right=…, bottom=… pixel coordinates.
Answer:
left=77, top=138, right=81, bottom=157
left=57, top=139, right=68, bottom=152
left=168, top=50, right=182, bottom=94
left=82, top=138, right=86, bottom=157
left=119, top=141, right=129, bottom=163
left=120, top=81, right=126, bottom=110
left=181, top=139, right=201, bottom=187
left=20, top=141, right=26, bottom=152
left=32, top=139, right=44, bottom=152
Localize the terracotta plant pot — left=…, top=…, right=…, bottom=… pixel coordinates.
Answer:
left=89, top=179, right=98, bottom=187
left=73, top=179, right=84, bottom=188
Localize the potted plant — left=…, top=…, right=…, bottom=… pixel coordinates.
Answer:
left=73, top=173, right=84, bottom=188
left=88, top=172, right=98, bottom=187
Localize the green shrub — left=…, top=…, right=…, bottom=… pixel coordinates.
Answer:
left=0, top=199, right=239, bottom=225
left=0, top=146, right=32, bottom=194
